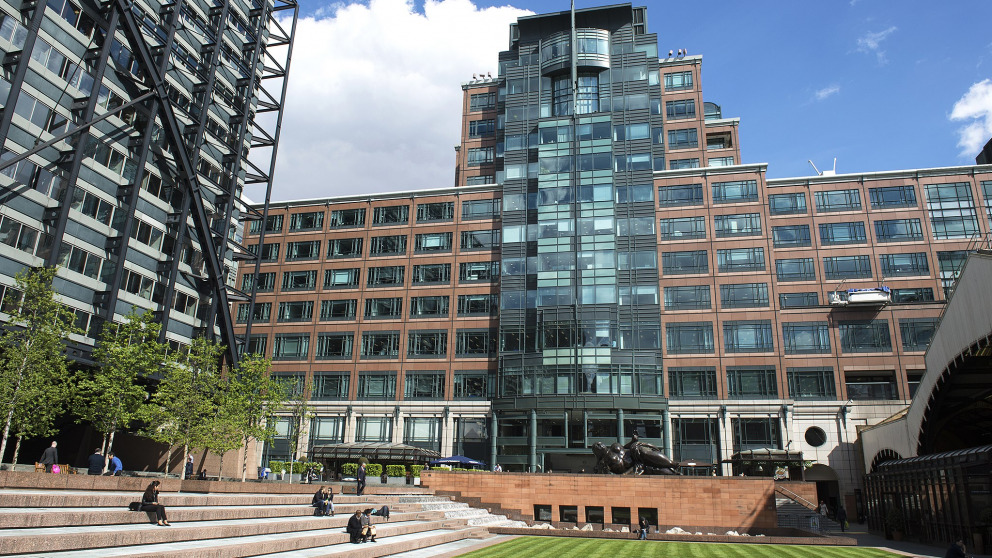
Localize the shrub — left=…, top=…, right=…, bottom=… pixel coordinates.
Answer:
left=410, top=464, right=424, bottom=477
left=341, top=463, right=358, bottom=476
left=365, top=463, right=383, bottom=477
left=386, top=465, right=406, bottom=477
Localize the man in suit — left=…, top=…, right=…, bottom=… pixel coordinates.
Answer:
left=356, top=463, right=367, bottom=496
left=39, top=441, right=58, bottom=472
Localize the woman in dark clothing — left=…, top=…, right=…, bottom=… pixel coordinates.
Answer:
left=140, top=480, right=170, bottom=526
left=638, top=516, right=650, bottom=540
left=312, top=485, right=334, bottom=516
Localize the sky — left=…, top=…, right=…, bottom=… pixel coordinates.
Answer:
left=255, top=0, right=992, bottom=202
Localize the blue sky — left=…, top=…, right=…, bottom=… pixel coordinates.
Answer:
left=266, top=0, right=992, bottom=201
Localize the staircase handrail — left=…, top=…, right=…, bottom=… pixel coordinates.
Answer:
left=774, top=485, right=817, bottom=511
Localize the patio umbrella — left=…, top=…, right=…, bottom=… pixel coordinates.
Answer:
left=429, top=455, right=487, bottom=468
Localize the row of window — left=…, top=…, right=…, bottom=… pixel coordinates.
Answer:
left=669, top=366, right=908, bottom=401
left=268, top=371, right=488, bottom=401
left=241, top=261, right=500, bottom=292
left=246, top=330, right=497, bottom=360
left=237, top=293, right=499, bottom=323
left=249, top=230, right=500, bottom=261
left=248, top=200, right=501, bottom=234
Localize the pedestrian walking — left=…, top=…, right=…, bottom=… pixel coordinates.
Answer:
left=39, top=441, right=58, bottom=473
left=356, top=462, right=367, bottom=496
left=184, top=455, right=194, bottom=479
left=836, top=505, right=848, bottom=532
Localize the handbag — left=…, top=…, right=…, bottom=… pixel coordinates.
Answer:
left=52, top=464, right=61, bottom=474
left=128, top=502, right=141, bottom=511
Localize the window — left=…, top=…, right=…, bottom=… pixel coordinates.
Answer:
left=662, top=250, right=708, bottom=275
left=467, top=147, right=494, bottom=167
left=466, top=175, right=495, bottom=186
left=772, top=225, right=811, bottom=248
left=899, top=318, right=938, bottom=352
left=329, top=208, right=365, bottom=228
left=365, top=297, right=402, bottom=319
left=891, top=287, right=934, bottom=304
left=717, top=248, right=765, bottom=272
left=814, top=189, right=862, bottom=212
left=768, top=192, right=807, bottom=215
left=615, top=184, right=654, bottom=203
left=461, top=229, right=500, bottom=250
left=727, top=367, right=778, bottom=398
left=870, top=185, right=917, bottom=209
left=320, top=299, right=357, bottom=320
left=938, top=250, right=969, bottom=298
left=776, top=258, right=816, bottom=282
left=410, top=296, right=449, bottom=318
left=236, top=302, right=271, bottom=324
left=669, top=367, right=717, bottom=398
left=248, top=242, right=279, bottom=262
left=712, top=180, right=758, bottom=204
left=782, top=321, right=831, bottom=354
left=403, top=371, right=444, bottom=400
left=618, top=250, right=657, bottom=270
left=845, top=372, right=897, bottom=400
left=659, top=216, right=705, bottom=240
left=453, top=371, right=487, bottom=399
left=415, top=232, right=452, bottom=252
left=312, top=374, right=349, bottom=400
left=456, top=329, right=494, bottom=356
left=664, top=285, right=711, bottom=310
left=462, top=199, right=500, bottom=220
left=324, top=268, right=359, bottom=289
left=779, top=292, right=818, bottom=308
left=469, top=92, right=496, bottom=111
left=327, top=238, right=362, bottom=258
left=468, top=118, right=495, bottom=138
left=839, top=320, right=892, bottom=353
left=289, top=211, right=324, bottom=231
left=709, top=156, right=735, bottom=167
left=277, top=301, right=313, bottom=322
left=786, top=368, right=836, bottom=400
left=242, top=272, right=275, bottom=293
left=613, top=123, right=651, bottom=141
left=369, top=235, right=406, bottom=256
left=315, top=333, right=353, bottom=359
left=875, top=219, right=923, bottom=242
left=714, top=213, right=761, bottom=237
left=720, top=283, right=768, bottom=308
left=823, top=255, right=872, bottom=280
left=361, top=332, right=400, bottom=358
left=724, top=320, right=774, bottom=353
left=664, top=71, right=693, bottom=91
left=665, top=322, right=714, bottom=354
left=819, top=221, right=867, bottom=245
left=879, top=252, right=929, bottom=277
left=57, top=244, right=108, bottom=282
left=273, top=334, right=310, bottom=360
left=367, top=266, right=404, bottom=287
left=281, top=270, right=316, bottom=291
left=659, top=184, right=703, bottom=207
left=408, top=330, right=447, bottom=357
left=925, top=182, right=979, bottom=238
left=666, top=99, right=695, bottom=120
left=412, top=263, right=450, bottom=284
left=242, top=335, right=267, bottom=356
left=669, top=158, right=699, bottom=170
left=356, top=415, right=393, bottom=438
left=248, top=214, right=283, bottom=234
left=733, top=418, right=780, bottom=452
left=286, top=240, right=320, bottom=261
left=458, top=294, right=498, bottom=316
left=416, top=202, right=454, bottom=222
left=460, top=261, right=499, bottom=282
left=372, top=205, right=409, bottom=225
left=668, top=128, right=698, bottom=149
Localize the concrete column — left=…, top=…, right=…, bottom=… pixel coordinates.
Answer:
left=662, top=409, right=672, bottom=458
left=344, top=406, right=356, bottom=443
left=529, top=409, right=537, bottom=472
left=441, top=407, right=454, bottom=457
left=719, top=406, right=734, bottom=475
left=392, top=406, right=404, bottom=444
left=490, top=413, right=498, bottom=470
left=617, top=408, right=625, bottom=442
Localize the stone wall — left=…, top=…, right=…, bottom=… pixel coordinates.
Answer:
left=422, top=471, right=793, bottom=530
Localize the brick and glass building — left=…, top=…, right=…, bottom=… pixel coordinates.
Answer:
left=239, top=4, right=992, bottom=512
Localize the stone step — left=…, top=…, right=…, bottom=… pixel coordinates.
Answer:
left=385, top=534, right=510, bottom=558
left=0, top=489, right=423, bottom=509
left=442, top=508, right=490, bottom=519
left=252, top=527, right=491, bottom=558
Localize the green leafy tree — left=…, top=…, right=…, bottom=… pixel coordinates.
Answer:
left=226, top=354, right=288, bottom=481
left=0, top=267, right=78, bottom=464
left=286, top=380, right=315, bottom=466
left=144, top=337, right=223, bottom=478
left=203, top=373, right=244, bottom=479
left=75, top=309, right=167, bottom=461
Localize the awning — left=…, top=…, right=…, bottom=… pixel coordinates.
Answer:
left=310, top=442, right=441, bottom=462
left=723, top=448, right=805, bottom=462
left=430, top=455, right=486, bottom=467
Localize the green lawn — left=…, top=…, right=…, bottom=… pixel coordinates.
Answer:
left=456, top=537, right=900, bottom=558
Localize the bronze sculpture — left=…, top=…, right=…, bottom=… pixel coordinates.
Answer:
left=592, top=435, right=680, bottom=475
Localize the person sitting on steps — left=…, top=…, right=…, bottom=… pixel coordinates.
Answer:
left=347, top=510, right=364, bottom=543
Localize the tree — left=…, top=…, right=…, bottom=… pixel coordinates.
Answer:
left=143, top=337, right=223, bottom=478
left=286, top=378, right=315, bottom=466
left=75, top=309, right=167, bottom=461
left=0, top=267, right=78, bottom=464
left=202, top=373, right=244, bottom=479
left=226, top=353, right=287, bottom=481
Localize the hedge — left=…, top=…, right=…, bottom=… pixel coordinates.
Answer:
left=410, top=464, right=424, bottom=477
left=365, top=463, right=383, bottom=477
left=267, top=461, right=322, bottom=475
left=386, top=465, right=406, bottom=477
left=341, top=463, right=358, bottom=476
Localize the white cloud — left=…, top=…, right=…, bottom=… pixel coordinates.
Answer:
left=260, top=0, right=531, bottom=201
left=813, top=85, right=840, bottom=101
left=949, top=79, right=992, bottom=157
left=855, top=26, right=897, bottom=64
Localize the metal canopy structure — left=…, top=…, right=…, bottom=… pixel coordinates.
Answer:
left=311, top=443, right=442, bottom=463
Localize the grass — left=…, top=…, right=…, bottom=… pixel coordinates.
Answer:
left=455, top=537, right=901, bottom=558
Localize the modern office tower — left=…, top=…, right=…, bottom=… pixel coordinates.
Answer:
left=239, top=3, right=991, bottom=510
left=0, top=0, right=296, bottom=366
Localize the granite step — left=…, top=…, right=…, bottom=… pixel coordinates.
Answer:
left=0, top=488, right=422, bottom=509
left=385, top=534, right=511, bottom=558
left=252, top=526, right=492, bottom=558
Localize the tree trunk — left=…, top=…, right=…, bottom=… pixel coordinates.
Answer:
left=107, top=430, right=116, bottom=458
left=11, top=436, right=21, bottom=467
left=241, top=436, right=250, bottom=482
left=181, top=443, right=189, bottom=479
left=0, top=345, right=30, bottom=464
left=164, top=444, right=173, bottom=474
left=217, top=452, right=224, bottom=480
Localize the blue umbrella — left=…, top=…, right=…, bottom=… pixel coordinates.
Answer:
left=429, top=455, right=487, bottom=468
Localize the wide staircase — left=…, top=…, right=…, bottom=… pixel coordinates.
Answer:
left=0, top=485, right=523, bottom=557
